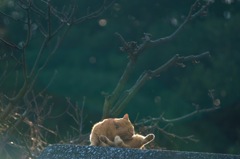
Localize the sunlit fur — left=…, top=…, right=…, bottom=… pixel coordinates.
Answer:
left=116, top=133, right=155, bottom=149
left=100, top=133, right=155, bottom=149
left=90, top=114, right=134, bottom=146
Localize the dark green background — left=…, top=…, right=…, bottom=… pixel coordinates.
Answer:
left=1, top=0, right=240, bottom=154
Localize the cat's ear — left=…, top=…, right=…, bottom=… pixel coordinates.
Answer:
left=123, top=114, right=129, bottom=120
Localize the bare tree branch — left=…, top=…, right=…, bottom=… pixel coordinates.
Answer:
left=157, top=126, right=199, bottom=143
left=134, top=0, right=211, bottom=56
left=102, top=0, right=212, bottom=118
left=110, top=52, right=210, bottom=117
left=135, top=106, right=219, bottom=127
left=0, top=38, right=21, bottom=50
left=0, top=0, right=113, bottom=157
left=73, top=0, right=116, bottom=24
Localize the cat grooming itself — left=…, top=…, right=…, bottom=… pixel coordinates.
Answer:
left=90, top=114, right=135, bottom=146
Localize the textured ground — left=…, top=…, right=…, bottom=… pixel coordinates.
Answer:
left=38, top=144, right=240, bottom=159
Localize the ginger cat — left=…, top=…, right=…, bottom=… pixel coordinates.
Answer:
left=90, top=114, right=135, bottom=146
left=99, top=133, right=155, bottom=149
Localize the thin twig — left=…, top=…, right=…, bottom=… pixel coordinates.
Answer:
left=73, top=0, right=116, bottom=24
left=157, top=127, right=199, bottom=143
left=135, top=106, right=219, bottom=126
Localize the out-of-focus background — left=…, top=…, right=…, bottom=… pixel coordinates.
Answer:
left=1, top=0, right=240, bottom=156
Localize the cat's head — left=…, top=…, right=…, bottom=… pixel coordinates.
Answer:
left=112, top=114, right=135, bottom=140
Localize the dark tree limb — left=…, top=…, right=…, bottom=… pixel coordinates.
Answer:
left=123, top=0, right=211, bottom=58
left=110, top=52, right=210, bottom=117
left=102, top=0, right=212, bottom=119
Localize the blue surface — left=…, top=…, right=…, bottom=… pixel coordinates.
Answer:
left=38, top=144, right=240, bottom=159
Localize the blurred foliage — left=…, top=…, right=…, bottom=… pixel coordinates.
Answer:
left=1, top=0, right=240, bottom=155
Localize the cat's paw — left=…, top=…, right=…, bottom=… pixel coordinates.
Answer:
left=99, top=135, right=108, bottom=143
left=114, top=135, right=123, bottom=145
left=145, top=134, right=155, bottom=142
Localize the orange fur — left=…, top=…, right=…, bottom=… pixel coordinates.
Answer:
left=116, top=133, right=155, bottom=149
left=90, top=114, right=135, bottom=146
left=100, top=133, right=155, bottom=149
